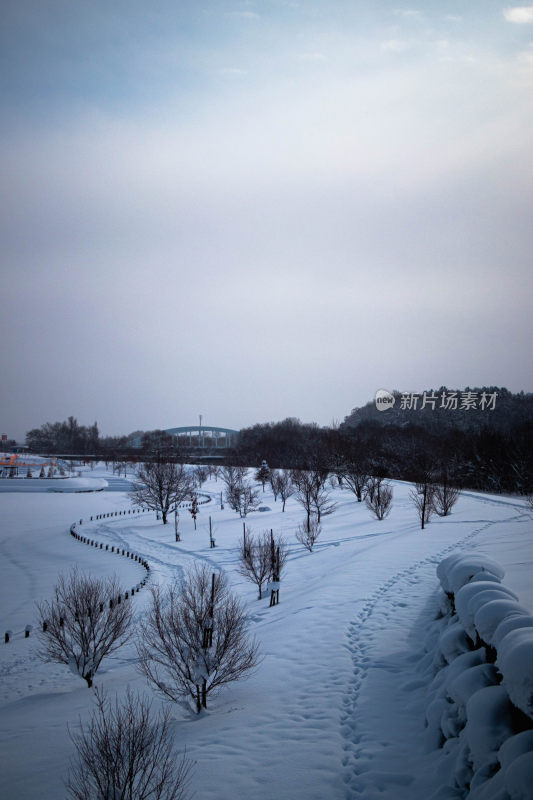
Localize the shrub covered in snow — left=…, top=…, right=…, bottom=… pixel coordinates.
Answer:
left=424, top=552, right=533, bottom=798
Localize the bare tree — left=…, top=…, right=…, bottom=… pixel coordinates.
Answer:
left=410, top=480, right=435, bottom=529
left=226, top=479, right=260, bottom=518
left=270, top=469, right=280, bottom=501
left=365, top=479, right=393, bottom=520
left=341, top=460, right=369, bottom=502
left=311, top=479, right=336, bottom=523
left=137, top=565, right=260, bottom=713
left=67, top=687, right=193, bottom=800
left=192, top=465, right=208, bottom=488
left=292, top=468, right=335, bottom=528
left=432, top=481, right=460, bottom=516
left=275, top=470, right=294, bottom=511
left=291, top=469, right=315, bottom=532
left=295, top=518, right=321, bottom=552
left=237, top=528, right=272, bottom=599
left=220, top=465, right=247, bottom=494
left=37, top=569, right=132, bottom=687
left=130, top=461, right=193, bottom=524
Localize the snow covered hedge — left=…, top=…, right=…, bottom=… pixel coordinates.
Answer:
left=422, top=552, right=533, bottom=799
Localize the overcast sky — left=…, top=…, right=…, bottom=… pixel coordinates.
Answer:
left=1, top=1, right=532, bottom=440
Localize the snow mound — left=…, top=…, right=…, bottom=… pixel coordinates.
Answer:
left=474, top=599, right=530, bottom=646
left=429, top=552, right=533, bottom=799
left=455, top=581, right=518, bottom=641
left=497, top=628, right=533, bottom=720
left=504, top=752, right=533, bottom=799
left=466, top=685, right=515, bottom=770
left=493, top=614, right=533, bottom=650
left=437, top=553, right=505, bottom=595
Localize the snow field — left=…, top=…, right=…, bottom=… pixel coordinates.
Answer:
left=0, top=465, right=532, bottom=799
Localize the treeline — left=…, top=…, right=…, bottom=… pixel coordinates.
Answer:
left=233, top=388, right=533, bottom=495
left=24, top=419, right=186, bottom=459
left=23, top=387, right=533, bottom=494
left=235, top=417, right=533, bottom=494
left=26, top=417, right=100, bottom=455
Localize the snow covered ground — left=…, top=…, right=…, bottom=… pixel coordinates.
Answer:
left=0, top=464, right=531, bottom=799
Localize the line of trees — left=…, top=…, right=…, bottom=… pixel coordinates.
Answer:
left=22, top=386, right=533, bottom=494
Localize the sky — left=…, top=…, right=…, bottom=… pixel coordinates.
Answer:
left=1, top=1, right=533, bottom=440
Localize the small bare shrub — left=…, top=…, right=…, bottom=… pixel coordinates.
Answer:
left=67, top=687, right=193, bottom=800
left=295, top=518, right=322, bottom=552
left=365, top=479, right=393, bottom=520
left=37, top=569, right=133, bottom=687
left=433, top=483, right=460, bottom=516
left=137, top=564, right=260, bottom=713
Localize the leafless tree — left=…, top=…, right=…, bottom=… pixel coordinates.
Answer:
left=192, top=465, right=208, bottom=488
left=340, top=460, right=369, bottom=502
left=311, top=479, right=336, bottom=523
left=365, top=479, right=393, bottom=520
left=270, top=469, right=280, bottom=501
left=226, top=480, right=260, bottom=518
left=410, top=480, right=435, bottom=529
left=275, top=470, right=294, bottom=511
left=37, top=569, right=133, bottom=687
left=130, top=461, right=193, bottom=524
left=66, top=687, right=193, bottom=800
left=432, top=481, right=460, bottom=516
left=291, top=469, right=315, bottom=531
left=295, top=518, right=322, bottom=552
left=237, top=528, right=273, bottom=599
left=238, top=528, right=288, bottom=598
left=291, top=468, right=335, bottom=528
left=137, top=565, right=260, bottom=713
left=220, top=465, right=247, bottom=494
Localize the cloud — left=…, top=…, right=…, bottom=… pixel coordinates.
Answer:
left=297, top=52, right=327, bottom=62
left=504, top=6, right=533, bottom=23
left=380, top=39, right=411, bottom=53
left=218, top=67, right=248, bottom=76
left=393, top=9, right=423, bottom=20
left=225, top=11, right=260, bottom=20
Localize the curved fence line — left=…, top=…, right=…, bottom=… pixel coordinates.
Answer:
left=4, top=494, right=212, bottom=644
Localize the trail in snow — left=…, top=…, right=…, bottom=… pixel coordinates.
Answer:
left=340, top=512, right=528, bottom=799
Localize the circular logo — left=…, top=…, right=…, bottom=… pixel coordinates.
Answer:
left=375, top=389, right=395, bottom=412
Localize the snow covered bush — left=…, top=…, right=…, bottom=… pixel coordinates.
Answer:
left=137, top=564, right=260, bottom=713
left=454, top=581, right=519, bottom=642
left=37, top=568, right=133, bottom=687
left=497, top=627, right=533, bottom=720
left=424, top=552, right=533, bottom=799
left=67, top=687, right=193, bottom=800
left=436, top=553, right=505, bottom=596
